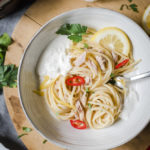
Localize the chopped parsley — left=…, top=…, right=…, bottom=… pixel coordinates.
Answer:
left=84, top=43, right=89, bottom=48
left=86, top=88, right=90, bottom=93
left=120, top=1, right=139, bottom=13
left=88, top=103, right=92, bottom=109
left=56, top=24, right=87, bottom=42
left=18, top=127, right=32, bottom=139
left=120, top=4, right=129, bottom=11
left=43, top=139, right=47, bottom=144
left=0, top=33, right=18, bottom=89
left=0, top=33, right=12, bottom=49
left=129, top=4, right=139, bottom=13
left=22, top=127, right=32, bottom=133
left=0, top=65, right=18, bottom=88
left=17, top=133, right=28, bottom=139
left=110, top=73, right=115, bottom=78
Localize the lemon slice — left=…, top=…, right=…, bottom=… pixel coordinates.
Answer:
left=91, top=27, right=131, bottom=56
left=142, top=5, right=150, bottom=35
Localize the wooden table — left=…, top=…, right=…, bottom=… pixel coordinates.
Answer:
left=4, top=0, right=150, bottom=149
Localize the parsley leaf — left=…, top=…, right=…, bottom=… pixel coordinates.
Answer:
left=120, top=4, right=129, bottom=11
left=86, top=88, right=90, bottom=93
left=56, top=24, right=87, bottom=42
left=128, top=0, right=132, bottom=2
left=17, top=127, right=32, bottom=138
left=0, top=33, right=18, bottom=89
left=17, top=133, right=28, bottom=139
left=0, top=33, right=11, bottom=66
left=68, top=35, right=82, bottom=42
left=0, top=65, right=18, bottom=88
left=56, top=24, right=71, bottom=35
left=22, top=127, right=32, bottom=133
left=88, top=103, right=92, bottom=109
left=110, top=73, right=115, bottom=78
left=43, top=139, right=47, bottom=144
left=129, top=4, right=139, bottom=13
left=0, top=53, right=5, bottom=65
left=84, top=43, right=89, bottom=48
left=0, top=33, right=11, bottom=48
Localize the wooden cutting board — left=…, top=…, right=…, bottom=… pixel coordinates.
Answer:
left=3, top=0, right=150, bottom=150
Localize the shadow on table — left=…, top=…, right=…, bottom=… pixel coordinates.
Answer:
left=0, top=136, right=27, bottom=150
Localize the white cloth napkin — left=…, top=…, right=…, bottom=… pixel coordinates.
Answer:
left=0, top=143, right=9, bottom=150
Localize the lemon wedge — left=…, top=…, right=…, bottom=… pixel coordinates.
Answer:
left=142, top=5, right=150, bottom=35
left=91, top=27, right=131, bottom=56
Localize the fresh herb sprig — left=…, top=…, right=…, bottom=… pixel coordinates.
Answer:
left=22, top=127, right=32, bottom=132
left=0, top=33, right=18, bottom=89
left=129, top=4, right=138, bottom=13
left=110, top=73, right=115, bottom=78
left=17, top=133, right=28, bottom=139
left=0, top=65, right=18, bottom=88
left=120, top=0, right=139, bottom=13
left=56, top=24, right=87, bottom=42
left=18, top=127, right=32, bottom=138
left=0, top=33, right=11, bottom=66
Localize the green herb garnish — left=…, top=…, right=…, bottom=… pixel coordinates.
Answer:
left=120, top=4, right=129, bottom=11
left=56, top=24, right=87, bottom=42
left=43, top=139, right=47, bottom=144
left=0, top=33, right=11, bottom=66
left=88, top=103, right=92, bottom=109
left=0, top=33, right=11, bottom=49
left=86, top=88, right=90, bottom=93
left=110, top=73, right=115, bottom=78
left=0, top=65, right=18, bottom=88
left=129, top=4, right=139, bottom=13
left=18, top=127, right=32, bottom=138
left=0, top=33, right=18, bottom=90
left=120, top=1, right=139, bottom=13
left=84, top=43, right=89, bottom=48
left=17, top=133, right=28, bottom=139
left=22, top=127, right=32, bottom=133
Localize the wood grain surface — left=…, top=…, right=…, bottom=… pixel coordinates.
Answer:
left=3, top=0, right=150, bottom=150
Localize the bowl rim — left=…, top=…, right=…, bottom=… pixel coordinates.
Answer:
left=18, top=7, right=150, bottom=150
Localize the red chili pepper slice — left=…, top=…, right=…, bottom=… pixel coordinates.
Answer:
left=115, top=59, right=129, bottom=69
left=70, top=120, right=87, bottom=129
left=66, top=76, right=85, bottom=86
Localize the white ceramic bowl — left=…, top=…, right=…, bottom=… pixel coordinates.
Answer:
left=18, top=8, right=150, bottom=150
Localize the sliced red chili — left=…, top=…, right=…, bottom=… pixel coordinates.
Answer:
left=115, top=59, right=129, bottom=69
left=66, top=76, right=85, bottom=86
left=70, top=120, right=86, bottom=129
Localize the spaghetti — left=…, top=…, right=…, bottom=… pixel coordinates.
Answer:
left=38, top=26, right=139, bottom=129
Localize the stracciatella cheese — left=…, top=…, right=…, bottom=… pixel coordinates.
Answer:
left=36, top=35, right=72, bottom=80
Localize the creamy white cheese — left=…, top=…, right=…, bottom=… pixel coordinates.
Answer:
left=119, top=88, right=139, bottom=120
left=36, top=35, right=72, bottom=79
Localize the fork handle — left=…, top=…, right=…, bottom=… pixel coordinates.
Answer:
left=130, top=71, right=150, bottom=81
